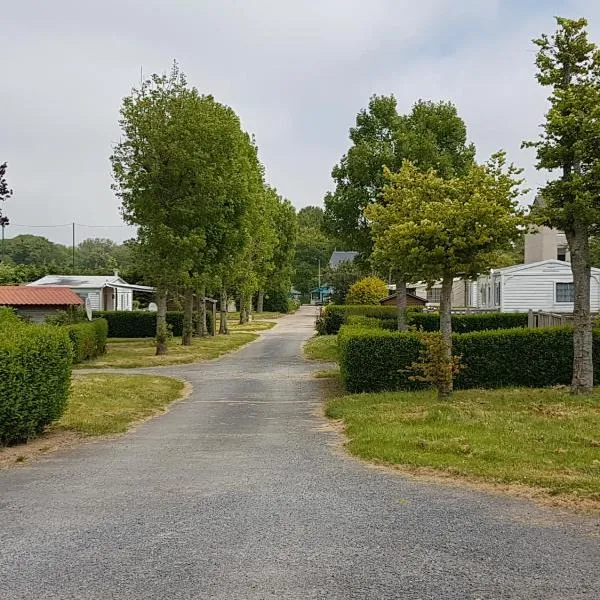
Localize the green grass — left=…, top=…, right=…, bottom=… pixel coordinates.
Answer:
left=304, top=335, right=339, bottom=362
left=326, top=387, right=600, bottom=503
left=79, top=333, right=258, bottom=369
left=61, top=374, right=185, bottom=435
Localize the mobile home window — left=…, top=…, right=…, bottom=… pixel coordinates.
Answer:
left=426, top=288, right=441, bottom=303
left=556, top=282, right=574, bottom=303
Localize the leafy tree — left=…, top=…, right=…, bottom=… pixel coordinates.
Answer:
left=112, top=63, right=254, bottom=352
left=346, top=276, right=388, bottom=305
left=5, top=234, right=70, bottom=267
left=367, top=154, right=526, bottom=398
left=325, top=259, right=364, bottom=304
left=324, top=96, right=475, bottom=329
left=523, top=17, right=600, bottom=394
left=0, top=263, right=27, bottom=284
left=297, top=206, right=324, bottom=230
left=0, top=162, right=12, bottom=262
left=292, top=225, right=335, bottom=296
left=76, top=238, right=134, bottom=272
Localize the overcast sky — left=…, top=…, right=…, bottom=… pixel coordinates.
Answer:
left=2, top=0, right=600, bottom=245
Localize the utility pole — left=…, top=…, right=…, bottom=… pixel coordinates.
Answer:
left=318, top=259, right=321, bottom=303
left=0, top=216, right=8, bottom=263
left=72, top=222, right=76, bottom=269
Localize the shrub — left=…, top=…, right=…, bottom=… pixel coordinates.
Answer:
left=0, top=319, right=72, bottom=445
left=66, top=319, right=108, bottom=364
left=338, top=325, right=600, bottom=393
left=316, top=305, right=398, bottom=335
left=0, top=306, right=20, bottom=325
left=346, top=276, right=389, bottom=305
left=95, top=310, right=214, bottom=338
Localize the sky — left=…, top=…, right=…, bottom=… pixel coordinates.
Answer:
left=2, top=0, right=600, bottom=246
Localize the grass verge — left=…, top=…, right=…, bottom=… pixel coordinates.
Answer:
left=79, top=332, right=258, bottom=369
left=1, top=374, right=186, bottom=468
left=304, top=335, right=338, bottom=362
left=326, top=387, right=600, bottom=506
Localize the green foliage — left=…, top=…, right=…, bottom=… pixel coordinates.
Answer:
left=0, top=319, right=72, bottom=445
left=262, top=290, right=290, bottom=313
left=297, top=206, right=325, bottom=230
left=95, top=310, right=213, bottom=339
left=317, top=305, right=528, bottom=335
left=45, top=306, right=87, bottom=326
left=338, top=326, right=600, bottom=393
left=293, top=221, right=336, bottom=295
left=0, top=306, right=20, bottom=324
left=65, top=319, right=108, bottom=364
left=0, top=263, right=28, bottom=284
left=409, top=333, right=463, bottom=398
left=323, top=96, right=476, bottom=256
left=326, top=259, right=364, bottom=304
left=346, top=276, right=388, bottom=305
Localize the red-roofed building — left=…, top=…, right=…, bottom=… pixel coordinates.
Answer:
left=0, top=286, right=83, bottom=323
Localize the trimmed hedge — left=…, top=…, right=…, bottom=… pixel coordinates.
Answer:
left=0, top=319, right=72, bottom=445
left=95, top=310, right=214, bottom=338
left=318, top=304, right=528, bottom=335
left=338, top=325, right=600, bottom=393
left=66, top=319, right=108, bottom=364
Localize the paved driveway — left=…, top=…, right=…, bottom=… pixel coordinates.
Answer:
left=1, top=306, right=599, bottom=599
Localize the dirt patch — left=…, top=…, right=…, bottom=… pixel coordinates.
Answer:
left=0, top=430, right=85, bottom=470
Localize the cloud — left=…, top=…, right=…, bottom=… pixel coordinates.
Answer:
left=1, top=0, right=599, bottom=244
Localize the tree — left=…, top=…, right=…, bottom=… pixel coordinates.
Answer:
left=297, top=206, right=324, bottom=230
left=292, top=225, right=335, bottom=296
left=324, top=259, right=364, bottom=304
left=324, top=96, right=475, bottom=329
left=4, top=234, right=70, bottom=267
left=346, top=276, right=388, bottom=305
left=111, top=63, right=254, bottom=352
left=367, top=155, right=525, bottom=398
left=523, top=17, right=600, bottom=394
left=0, top=162, right=12, bottom=263
left=76, top=238, right=128, bottom=272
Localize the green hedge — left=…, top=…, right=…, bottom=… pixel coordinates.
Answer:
left=318, top=304, right=528, bottom=335
left=0, top=319, right=72, bottom=445
left=338, top=325, right=599, bottom=393
left=66, top=319, right=108, bottom=364
left=95, top=310, right=214, bottom=338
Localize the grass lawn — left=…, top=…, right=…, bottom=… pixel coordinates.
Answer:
left=304, top=335, right=338, bottom=362
left=80, top=332, right=258, bottom=369
left=61, top=374, right=186, bottom=435
left=326, top=387, right=600, bottom=504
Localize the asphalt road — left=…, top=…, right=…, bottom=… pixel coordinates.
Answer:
left=1, top=306, right=599, bottom=599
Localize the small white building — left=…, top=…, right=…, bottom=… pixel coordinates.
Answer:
left=477, top=259, right=600, bottom=313
left=409, top=279, right=478, bottom=308
left=28, top=273, right=155, bottom=311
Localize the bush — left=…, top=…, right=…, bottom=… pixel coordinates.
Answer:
left=0, top=319, right=72, bottom=445
left=338, top=325, right=600, bottom=393
left=287, top=298, right=301, bottom=313
left=0, top=306, right=20, bottom=325
left=317, top=305, right=529, bottom=335
left=95, top=310, right=214, bottom=338
left=346, top=276, right=389, bottom=305
left=66, top=319, right=108, bottom=364
left=262, top=290, right=289, bottom=313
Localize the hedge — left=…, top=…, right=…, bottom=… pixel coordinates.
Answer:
left=0, top=318, right=72, bottom=445
left=317, top=304, right=528, bottom=335
left=66, top=319, right=108, bottom=364
left=338, top=325, right=600, bottom=393
left=95, top=310, right=214, bottom=338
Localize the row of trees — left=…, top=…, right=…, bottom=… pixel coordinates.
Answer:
left=324, top=17, right=600, bottom=397
left=111, top=64, right=297, bottom=354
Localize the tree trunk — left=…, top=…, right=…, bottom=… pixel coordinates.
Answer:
left=195, top=285, right=207, bottom=337
left=257, top=290, right=264, bottom=313
left=395, top=275, right=407, bottom=331
left=182, top=286, right=194, bottom=346
left=438, top=275, right=454, bottom=399
left=219, top=288, right=229, bottom=335
left=239, top=293, right=250, bottom=325
left=566, top=228, right=593, bottom=394
left=155, top=287, right=168, bottom=356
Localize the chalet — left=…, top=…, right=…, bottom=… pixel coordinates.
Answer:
left=379, top=292, right=427, bottom=307
left=28, top=273, right=154, bottom=311
left=0, top=286, right=83, bottom=323
left=476, top=259, right=600, bottom=313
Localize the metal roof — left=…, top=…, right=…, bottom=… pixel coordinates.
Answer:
left=329, top=251, right=359, bottom=269
left=28, top=275, right=155, bottom=292
left=0, top=286, right=84, bottom=306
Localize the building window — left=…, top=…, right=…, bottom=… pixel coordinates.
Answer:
left=494, top=282, right=501, bottom=306
left=557, top=246, right=567, bottom=261
left=427, top=287, right=441, bottom=303
left=556, top=282, right=574, bottom=303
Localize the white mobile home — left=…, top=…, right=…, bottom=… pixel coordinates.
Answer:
left=28, top=273, right=155, bottom=311
left=477, top=260, right=600, bottom=313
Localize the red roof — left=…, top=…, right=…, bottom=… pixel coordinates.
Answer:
left=0, top=286, right=84, bottom=306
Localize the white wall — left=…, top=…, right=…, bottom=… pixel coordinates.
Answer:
left=73, top=289, right=102, bottom=311
left=115, top=288, right=133, bottom=311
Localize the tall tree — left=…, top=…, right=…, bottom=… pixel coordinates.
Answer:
left=523, top=17, right=600, bottom=394
left=367, top=154, right=525, bottom=398
left=296, top=206, right=324, bottom=230
left=111, top=63, right=253, bottom=353
left=324, top=96, right=475, bottom=328
left=0, top=163, right=13, bottom=263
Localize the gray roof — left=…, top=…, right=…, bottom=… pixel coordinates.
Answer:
left=28, top=275, right=155, bottom=292
left=329, top=250, right=359, bottom=269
